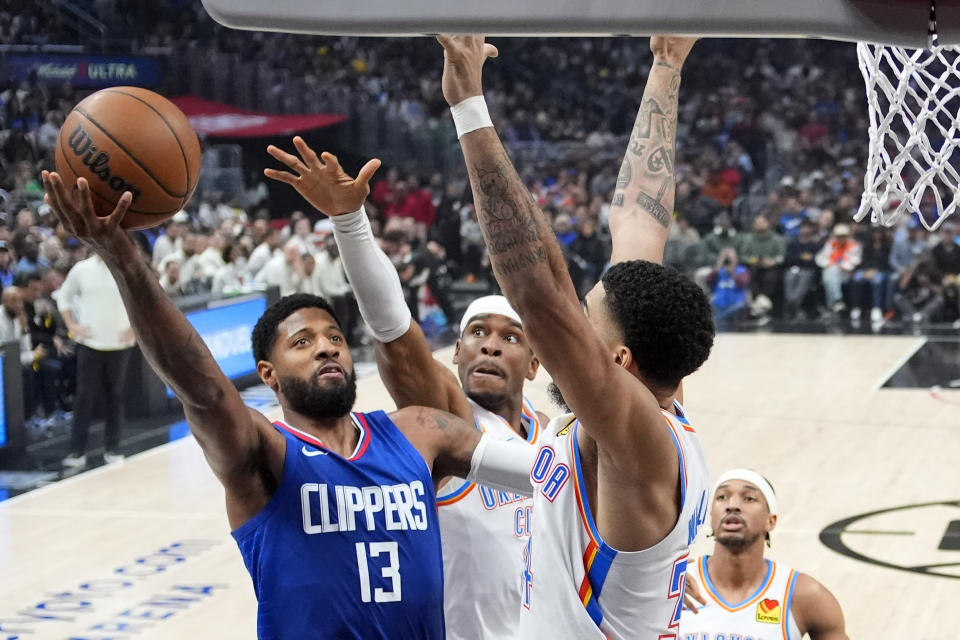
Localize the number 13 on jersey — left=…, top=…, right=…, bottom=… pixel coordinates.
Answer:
left=356, top=541, right=402, bottom=603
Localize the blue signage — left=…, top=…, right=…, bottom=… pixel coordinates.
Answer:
left=167, top=295, right=267, bottom=398
left=0, top=55, right=161, bottom=88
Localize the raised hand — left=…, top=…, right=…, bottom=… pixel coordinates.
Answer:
left=436, top=35, right=498, bottom=107
left=265, top=136, right=380, bottom=216
left=649, top=36, right=699, bottom=67
left=41, top=171, right=137, bottom=265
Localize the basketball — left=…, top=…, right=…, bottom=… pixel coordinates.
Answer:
left=54, top=87, right=202, bottom=230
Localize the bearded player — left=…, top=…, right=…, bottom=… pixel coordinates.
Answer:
left=681, top=469, right=848, bottom=640
left=437, top=35, right=713, bottom=639
left=41, top=169, right=538, bottom=640
left=266, top=135, right=547, bottom=640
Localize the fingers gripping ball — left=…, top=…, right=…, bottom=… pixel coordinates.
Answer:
left=54, top=87, right=202, bottom=230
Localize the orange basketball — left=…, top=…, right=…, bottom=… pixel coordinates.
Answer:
left=54, top=87, right=202, bottom=230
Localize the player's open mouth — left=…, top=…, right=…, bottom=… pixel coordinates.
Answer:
left=471, top=364, right=505, bottom=379
left=720, top=516, right=745, bottom=531
left=316, top=363, right=345, bottom=379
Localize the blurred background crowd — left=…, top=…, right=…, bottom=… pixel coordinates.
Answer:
left=2, top=0, right=959, bottom=438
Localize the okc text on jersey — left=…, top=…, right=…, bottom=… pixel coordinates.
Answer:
left=300, top=481, right=430, bottom=534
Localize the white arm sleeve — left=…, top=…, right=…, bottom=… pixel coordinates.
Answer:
left=331, top=207, right=411, bottom=343
left=466, top=434, right=536, bottom=497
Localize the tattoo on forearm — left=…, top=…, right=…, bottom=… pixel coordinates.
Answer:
left=632, top=98, right=666, bottom=141
left=612, top=193, right=625, bottom=207
left=635, top=182, right=673, bottom=229
left=494, top=247, right=547, bottom=277
left=616, top=159, right=633, bottom=189
left=470, top=152, right=551, bottom=279
left=646, top=146, right=674, bottom=174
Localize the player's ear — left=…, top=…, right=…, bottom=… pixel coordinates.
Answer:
left=526, top=355, right=540, bottom=381
left=613, top=344, right=632, bottom=370
left=257, top=360, right=277, bottom=390
left=452, top=339, right=463, bottom=364
left=767, top=513, right=778, bottom=534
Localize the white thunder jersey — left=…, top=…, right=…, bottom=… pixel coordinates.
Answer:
left=519, top=402, right=709, bottom=640
left=438, top=397, right=541, bottom=640
left=680, top=557, right=802, bottom=640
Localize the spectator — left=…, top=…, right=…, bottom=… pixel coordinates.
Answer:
left=894, top=260, right=944, bottom=324
left=569, top=216, right=607, bottom=296
left=931, top=224, right=960, bottom=324
left=13, top=231, right=48, bottom=275
left=312, top=236, right=360, bottom=341
left=58, top=253, right=136, bottom=468
left=254, top=237, right=310, bottom=295
left=248, top=227, right=281, bottom=277
left=738, top=215, right=786, bottom=318
left=816, top=223, right=862, bottom=313
left=159, top=259, right=183, bottom=296
left=783, top=219, right=824, bottom=321
left=553, top=213, right=577, bottom=248
left=707, top=247, right=751, bottom=324
left=211, top=242, right=247, bottom=296
left=695, top=212, right=741, bottom=291
left=370, top=167, right=400, bottom=211
left=197, top=191, right=236, bottom=229
left=851, top=226, right=893, bottom=323
left=21, top=268, right=72, bottom=427
left=0, top=240, right=16, bottom=289
left=151, top=213, right=188, bottom=266
left=664, top=215, right=701, bottom=275
left=778, top=192, right=810, bottom=238
left=289, top=216, right=318, bottom=256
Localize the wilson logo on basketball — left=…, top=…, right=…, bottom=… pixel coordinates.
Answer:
left=66, top=123, right=143, bottom=201
left=755, top=598, right=781, bottom=624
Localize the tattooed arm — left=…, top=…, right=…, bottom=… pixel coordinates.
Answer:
left=392, top=405, right=534, bottom=495
left=42, top=172, right=282, bottom=528
left=609, top=37, right=697, bottom=266
left=439, top=37, right=686, bottom=552
left=437, top=36, right=578, bottom=309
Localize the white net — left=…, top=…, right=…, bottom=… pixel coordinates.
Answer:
left=856, top=42, right=960, bottom=231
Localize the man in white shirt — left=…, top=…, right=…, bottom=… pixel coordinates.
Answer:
left=254, top=238, right=310, bottom=296
left=58, top=254, right=137, bottom=468
left=312, top=236, right=358, bottom=342
left=151, top=213, right=188, bottom=267
left=247, top=227, right=281, bottom=277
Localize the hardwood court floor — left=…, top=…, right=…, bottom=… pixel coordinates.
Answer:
left=1, top=334, right=956, bottom=638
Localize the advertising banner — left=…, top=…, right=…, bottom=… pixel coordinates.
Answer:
left=0, top=55, right=161, bottom=88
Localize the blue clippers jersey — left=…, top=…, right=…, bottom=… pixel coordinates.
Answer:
left=232, top=411, right=445, bottom=639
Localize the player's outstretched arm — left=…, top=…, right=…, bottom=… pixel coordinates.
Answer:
left=41, top=172, right=279, bottom=514
left=608, top=37, right=697, bottom=266
left=391, top=405, right=534, bottom=495
left=265, top=139, right=472, bottom=422
left=438, top=36, right=680, bottom=550
left=792, top=574, right=848, bottom=640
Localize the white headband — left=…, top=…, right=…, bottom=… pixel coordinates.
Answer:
left=459, top=295, right=523, bottom=335
left=713, top=468, right=779, bottom=516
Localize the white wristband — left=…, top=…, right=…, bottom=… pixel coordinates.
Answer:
left=450, top=95, right=493, bottom=139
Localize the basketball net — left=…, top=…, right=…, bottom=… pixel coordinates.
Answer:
left=856, top=42, right=960, bottom=231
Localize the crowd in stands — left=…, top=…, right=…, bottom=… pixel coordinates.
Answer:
left=2, top=8, right=960, bottom=443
